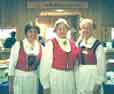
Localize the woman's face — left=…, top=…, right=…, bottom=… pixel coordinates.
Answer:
left=56, top=23, right=69, bottom=38
left=79, top=23, right=92, bottom=39
left=26, top=28, right=38, bottom=42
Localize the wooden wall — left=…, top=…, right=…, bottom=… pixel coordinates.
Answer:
left=0, top=0, right=40, bottom=40
left=0, top=0, right=114, bottom=41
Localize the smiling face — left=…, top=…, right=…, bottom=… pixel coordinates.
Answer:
left=79, top=19, right=93, bottom=40
left=55, top=23, right=69, bottom=39
left=26, top=28, right=38, bottom=42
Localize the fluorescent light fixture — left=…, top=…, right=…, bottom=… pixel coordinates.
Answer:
left=56, top=9, right=64, bottom=12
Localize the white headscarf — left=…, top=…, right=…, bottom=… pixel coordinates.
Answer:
left=54, top=18, right=70, bottom=29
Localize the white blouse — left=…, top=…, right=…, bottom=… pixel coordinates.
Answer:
left=8, top=38, right=40, bottom=76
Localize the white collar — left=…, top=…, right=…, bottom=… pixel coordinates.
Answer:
left=56, top=36, right=68, bottom=43
left=55, top=36, right=71, bottom=52
left=23, top=38, right=40, bottom=55
left=80, top=36, right=96, bottom=48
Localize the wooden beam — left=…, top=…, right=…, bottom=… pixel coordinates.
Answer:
left=27, top=1, right=88, bottom=9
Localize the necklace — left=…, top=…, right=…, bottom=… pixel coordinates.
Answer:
left=63, top=40, right=67, bottom=46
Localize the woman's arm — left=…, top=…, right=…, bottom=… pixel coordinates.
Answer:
left=40, top=41, right=53, bottom=89
left=8, top=41, right=20, bottom=94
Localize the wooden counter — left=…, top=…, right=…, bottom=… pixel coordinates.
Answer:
left=0, top=60, right=9, bottom=64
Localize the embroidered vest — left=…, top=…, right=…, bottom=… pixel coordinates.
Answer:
left=52, top=38, right=80, bottom=70
left=16, top=40, right=42, bottom=71
left=79, top=40, right=101, bottom=65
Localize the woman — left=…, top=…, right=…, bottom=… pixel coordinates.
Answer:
left=40, top=18, right=80, bottom=94
left=75, top=18, right=106, bottom=94
left=8, top=23, right=42, bottom=94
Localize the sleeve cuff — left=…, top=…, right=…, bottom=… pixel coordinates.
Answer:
left=96, top=80, right=103, bottom=85
left=96, top=77, right=105, bottom=85
left=42, top=82, right=50, bottom=89
left=40, top=79, right=50, bottom=89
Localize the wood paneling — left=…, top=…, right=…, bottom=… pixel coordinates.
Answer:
left=0, top=0, right=114, bottom=41
left=0, top=0, right=40, bottom=40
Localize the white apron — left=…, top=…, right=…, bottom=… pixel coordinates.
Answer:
left=14, top=69, right=38, bottom=94
left=50, top=68, right=75, bottom=94
left=76, top=65, right=97, bottom=94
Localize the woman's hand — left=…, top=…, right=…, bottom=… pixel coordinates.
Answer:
left=44, top=88, right=50, bottom=94
left=9, top=84, right=14, bottom=94
left=8, top=76, right=14, bottom=94
left=93, top=84, right=101, bottom=94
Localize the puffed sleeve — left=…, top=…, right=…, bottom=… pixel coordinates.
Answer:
left=95, top=45, right=106, bottom=85
left=8, top=41, right=20, bottom=76
left=40, top=41, right=53, bottom=89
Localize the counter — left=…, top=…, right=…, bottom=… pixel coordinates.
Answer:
left=104, top=48, right=114, bottom=94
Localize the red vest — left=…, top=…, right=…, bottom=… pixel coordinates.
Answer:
left=16, top=41, right=42, bottom=71
left=79, top=40, right=101, bottom=65
left=52, top=38, right=80, bottom=70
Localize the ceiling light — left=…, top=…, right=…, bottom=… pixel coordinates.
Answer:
left=56, top=9, right=64, bottom=12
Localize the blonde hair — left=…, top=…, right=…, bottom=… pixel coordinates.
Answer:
left=80, top=18, right=93, bottom=29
